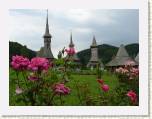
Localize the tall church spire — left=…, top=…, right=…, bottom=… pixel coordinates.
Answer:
left=44, top=10, right=51, bottom=38
left=69, top=32, right=74, bottom=47
left=37, top=9, right=54, bottom=60
left=67, top=32, right=80, bottom=63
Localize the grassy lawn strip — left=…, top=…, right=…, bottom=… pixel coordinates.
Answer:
left=9, top=69, right=119, bottom=106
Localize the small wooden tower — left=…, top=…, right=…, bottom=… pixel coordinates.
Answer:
left=87, top=36, right=104, bottom=68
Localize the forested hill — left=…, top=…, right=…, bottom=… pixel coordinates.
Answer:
left=9, top=41, right=138, bottom=66
left=77, top=43, right=139, bottom=66
left=9, top=41, right=36, bottom=61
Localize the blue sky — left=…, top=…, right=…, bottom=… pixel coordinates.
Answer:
left=9, top=9, right=139, bottom=58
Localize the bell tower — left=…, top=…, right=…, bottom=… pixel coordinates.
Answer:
left=37, top=10, right=54, bottom=60
left=87, top=36, right=99, bottom=67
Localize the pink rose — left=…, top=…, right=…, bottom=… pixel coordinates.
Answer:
left=15, top=87, right=23, bottom=95
left=101, top=84, right=109, bottom=92
left=11, top=55, right=30, bottom=70
left=125, top=60, right=136, bottom=66
left=28, top=57, right=50, bottom=71
left=127, top=90, right=137, bottom=104
left=65, top=47, right=76, bottom=56
left=28, top=75, right=39, bottom=81
left=97, top=79, right=104, bottom=85
left=53, top=83, right=70, bottom=95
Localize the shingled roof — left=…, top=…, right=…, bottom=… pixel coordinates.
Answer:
left=106, top=44, right=138, bottom=66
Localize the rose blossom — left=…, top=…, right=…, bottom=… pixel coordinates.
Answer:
left=115, top=67, right=129, bottom=74
left=28, top=75, right=39, bottom=81
left=53, top=83, right=70, bottom=95
left=125, top=60, right=136, bottom=66
left=15, top=87, right=23, bottom=95
left=101, top=84, right=109, bottom=92
left=97, top=79, right=104, bottom=85
left=28, top=57, right=49, bottom=71
left=127, top=90, right=137, bottom=104
left=65, top=47, right=75, bottom=56
left=130, top=68, right=139, bottom=76
left=11, top=55, right=30, bottom=70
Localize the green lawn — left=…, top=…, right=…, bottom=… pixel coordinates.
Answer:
left=63, top=73, right=119, bottom=105
left=9, top=69, right=119, bottom=106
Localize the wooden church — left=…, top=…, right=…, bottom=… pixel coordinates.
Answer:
left=106, top=44, right=138, bottom=68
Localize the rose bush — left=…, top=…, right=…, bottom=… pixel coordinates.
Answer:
left=10, top=53, right=139, bottom=106
left=10, top=54, right=73, bottom=105
left=114, top=61, right=139, bottom=105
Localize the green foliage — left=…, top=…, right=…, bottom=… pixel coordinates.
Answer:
left=55, top=58, right=65, bottom=67
left=9, top=68, right=60, bottom=106
left=108, top=83, right=131, bottom=105
left=114, top=71, right=139, bottom=106
left=77, top=43, right=139, bottom=66
left=71, top=69, right=97, bottom=75
left=9, top=41, right=139, bottom=66
left=125, top=43, right=139, bottom=58
left=96, top=63, right=103, bottom=78
left=9, top=41, right=36, bottom=62
left=9, top=42, right=139, bottom=106
left=10, top=68, right=138, bottom=106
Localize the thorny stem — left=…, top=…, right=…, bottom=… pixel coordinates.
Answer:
left=22, top=71, right=28, bottom=87
left=62, top=58, right=68, bottom=84
left=64, top=59, right=67, bottom=72
left=48, top=92, right=56, bottom=105
left=60, top=94, right=63, bottom=105
left=16, top=71, right=20, bottom=87
left=75, top=81, right=82, bottom=105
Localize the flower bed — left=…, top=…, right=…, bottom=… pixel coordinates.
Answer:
left=9, top=49, right=139, bottom=106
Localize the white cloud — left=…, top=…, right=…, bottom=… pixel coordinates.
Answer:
left=66, top=9, right=91, bottom=22
left=9, top=9, right=138, bottom=58
left=74, top=27, right=92, bottom=34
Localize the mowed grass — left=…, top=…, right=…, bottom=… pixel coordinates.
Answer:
left=63, top=72, right=119, bottom=105
left=9, top=69, right=119, bottom=106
